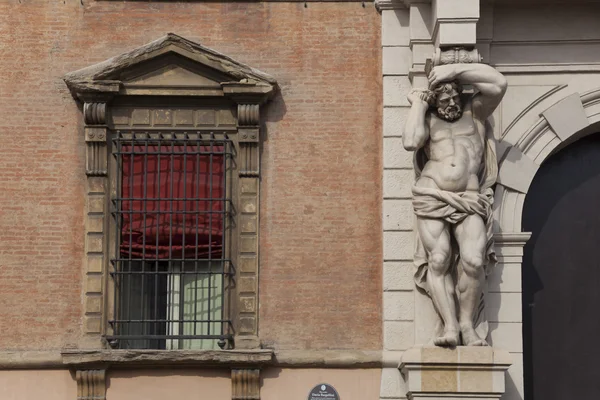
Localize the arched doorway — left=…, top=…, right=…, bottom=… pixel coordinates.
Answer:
left=523, top=133, right=600, bottom=399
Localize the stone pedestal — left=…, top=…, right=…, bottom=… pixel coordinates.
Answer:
left=399, top=347, right=512, bottom=400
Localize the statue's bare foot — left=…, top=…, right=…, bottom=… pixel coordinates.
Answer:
left=434, top=330, right=459, bottom=347
left=461, top=327, right=488, bottom=346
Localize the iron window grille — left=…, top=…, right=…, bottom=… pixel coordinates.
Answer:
left=107, top=130, right=235, bottom=350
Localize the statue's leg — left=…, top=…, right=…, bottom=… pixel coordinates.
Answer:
left=453, top=214, right=487, bottom=346
left=417, top=217, right=459, bottom=347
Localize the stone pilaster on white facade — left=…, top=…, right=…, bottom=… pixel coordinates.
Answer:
left=488, top=233, right=530, bottom=400
left=378, top=1, right=414, bottom=398
left=408, top=2, right=434, bottom=88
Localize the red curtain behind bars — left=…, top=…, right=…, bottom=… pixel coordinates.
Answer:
left=120, top=145, right=224, bottom=259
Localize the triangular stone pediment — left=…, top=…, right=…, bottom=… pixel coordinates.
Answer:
left=125, top=61, right=222, bottom=88
left=64, top=33, right=277, bottom=100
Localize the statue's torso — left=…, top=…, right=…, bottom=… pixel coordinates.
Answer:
left=418, top=106, right=484, bottom=193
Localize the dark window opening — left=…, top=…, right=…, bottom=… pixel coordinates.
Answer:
left=108, top=131, right=234, bottom=350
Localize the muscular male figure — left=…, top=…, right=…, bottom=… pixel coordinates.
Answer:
left=403, top=63, right=507, bottom=346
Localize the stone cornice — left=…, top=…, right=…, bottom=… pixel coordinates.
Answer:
left=374, top=0, right=429, bottom=12
left=493, top=232, right=532, bottom=244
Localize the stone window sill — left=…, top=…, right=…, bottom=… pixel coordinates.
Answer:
left=61, top=349, right=274, bottom=369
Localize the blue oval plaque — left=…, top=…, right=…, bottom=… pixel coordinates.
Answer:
left=308, top=383, right=340, bottom=400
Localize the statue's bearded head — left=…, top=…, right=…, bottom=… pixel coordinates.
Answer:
left=432, top=81, right=463, bottom=122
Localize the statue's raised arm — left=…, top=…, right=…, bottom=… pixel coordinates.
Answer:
left=402, top=90, right=432, bottom=151
left=428, top=63, right=507, bottom=121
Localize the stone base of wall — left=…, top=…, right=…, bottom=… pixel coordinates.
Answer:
left=399, top=347, right=512, bottom=400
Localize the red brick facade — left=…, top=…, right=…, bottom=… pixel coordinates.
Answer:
left=0, top=1, right=381, bottom=350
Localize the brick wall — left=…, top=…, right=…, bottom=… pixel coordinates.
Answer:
left=0, top=0, right=381, bottom=350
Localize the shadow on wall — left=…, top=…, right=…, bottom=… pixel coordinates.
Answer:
left=261, top=90, right=287, bottom=144
left=505, top=372, right=523, bottom=400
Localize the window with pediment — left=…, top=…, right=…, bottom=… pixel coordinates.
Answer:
left=64, top=33, right=277, bottom=350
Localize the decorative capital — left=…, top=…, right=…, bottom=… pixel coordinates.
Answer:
left=238, top=104, right=260, bottom=127
left=425, top=47, right=483, bottom=75
left=83, top=103, right=108, bottom=126
left=237, top=104, right=260, bottom=144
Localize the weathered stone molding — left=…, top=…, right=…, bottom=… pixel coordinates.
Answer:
left=76, top=369, right=106, bottom=400
left=0, top=351, right=63, bottom=369
left=62, top=349, right=274, bottom=368
left=0, top=349, right=387, bottom=369
left=232, top=369, right=261, bottom=400
left=273, top=350, right=384, bottom=367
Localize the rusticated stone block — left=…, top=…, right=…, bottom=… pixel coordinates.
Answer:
left=239, top=257, right=258, bottom=273
left=239, top=277, right=257, bottom=294
left=239, top=317, right=256, bottom=334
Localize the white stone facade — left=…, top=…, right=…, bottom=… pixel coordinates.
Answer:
left=377, top=1, right=600, bottom=399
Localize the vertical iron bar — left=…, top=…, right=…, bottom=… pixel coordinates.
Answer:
left=170, top=135, right=183, bottom=341
left=182, top=135, right=188, bottom=345
left=141, top=133, right=148, bottom=345
left=127, top=138, right=135, bottom=346
left=114, top=133, right=122, bottom=344
left=155, top=136, right=162, bottom=347
left=194, top=135, right=200, bottom=340
left=221, top=140, right=227, bottom=339
left=207, top=136, right=214, bottom=338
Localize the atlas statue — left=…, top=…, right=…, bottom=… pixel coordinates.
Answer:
left=403, top=52, right=507, bottom=347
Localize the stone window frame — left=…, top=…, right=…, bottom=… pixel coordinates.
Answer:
left=64, top=33, right=277, bottom=353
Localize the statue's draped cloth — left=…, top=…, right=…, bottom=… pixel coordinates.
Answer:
left=412, top=127, right=498, bottom=340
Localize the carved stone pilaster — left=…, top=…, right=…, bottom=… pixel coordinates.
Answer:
left=235, top=103, right=261, bottom=349
left=84, top=102, right=108, bottom=176
left=76, top=369, right=106, bottom=400
left=82, top=101, right=110, bottom=346
left=232, top=369, right=261, bottom=400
